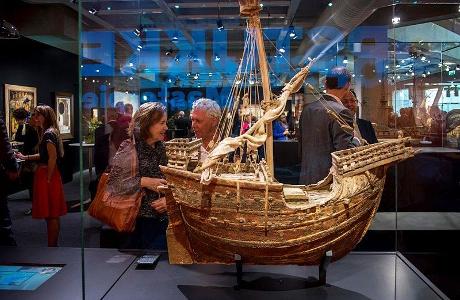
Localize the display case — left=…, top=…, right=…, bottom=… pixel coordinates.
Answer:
left=1, top=1, right=458, bottom=299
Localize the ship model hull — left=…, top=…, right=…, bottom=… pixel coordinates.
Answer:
left=161, top=139, right=413, bottom=265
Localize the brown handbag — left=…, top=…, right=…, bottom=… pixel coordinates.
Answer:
left=88, top=140, right=142, bottom=232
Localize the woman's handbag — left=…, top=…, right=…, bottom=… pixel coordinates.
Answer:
left=88, top=139, right=142, bottom=232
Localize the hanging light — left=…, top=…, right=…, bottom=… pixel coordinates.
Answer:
left=217, top=19, right=224, bottom=31
left=288, top=26, right=296, bottom=39
left=171, top=33, right=179, bottom=43
left=88, top=8, right=98, bottom=15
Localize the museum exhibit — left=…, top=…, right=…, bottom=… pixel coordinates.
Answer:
left=0, top=0, right=459, bottom=299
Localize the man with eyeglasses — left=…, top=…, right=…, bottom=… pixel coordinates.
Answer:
left=341, top=90, right=378, bottom=144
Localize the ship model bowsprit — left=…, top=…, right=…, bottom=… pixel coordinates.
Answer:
left=160, top=0, right=414, bottom=265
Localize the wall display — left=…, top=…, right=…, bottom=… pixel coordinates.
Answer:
left=160, top=0, right=415, bottom=265
left=55, top=92, right=74, bottom=139
left=3, top=84, right=37, bottom=136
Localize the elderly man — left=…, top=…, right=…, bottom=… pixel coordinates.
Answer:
left=191, top=98, right=221, bottom=162
left=299, top=66, right=356, bottom=185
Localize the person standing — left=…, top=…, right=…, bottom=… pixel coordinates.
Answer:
left=341, top=90, right=378, bottom=144
left=110, top=102, right=169, bottom=249
left=0, top=116, right=19, bottom=246
left=299, top=67, right=356, bottom=185
left=191, top=98, right=221, bottom=163
left=16, top=105, right=67, bottom=247
left=13, top=108, right=39, bottom=215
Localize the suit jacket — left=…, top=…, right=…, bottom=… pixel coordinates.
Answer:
left=14, top=123, right=39, bottom=155
left=299, top=94, right=355, bottom=185
left=357, top=118, right=378, bottom=144
left=1, top=117, right=18, bottom=195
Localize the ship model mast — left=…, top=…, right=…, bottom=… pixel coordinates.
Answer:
left=240, top=0, right=275, bottom=177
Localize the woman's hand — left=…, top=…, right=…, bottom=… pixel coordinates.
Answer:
left=141, top=177, right=168, bottom=192
left=15, top=152, right=27, bottom=160
left=151, top=197, right=167, bottom=214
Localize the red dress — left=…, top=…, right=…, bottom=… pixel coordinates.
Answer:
left=32, top=129, right=67, bottom=219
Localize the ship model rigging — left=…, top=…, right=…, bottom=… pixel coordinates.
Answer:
left=160, top=0, right=414, bottom=265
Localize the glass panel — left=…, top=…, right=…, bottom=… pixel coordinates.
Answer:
left=75, top=1, right=457, bottom=299
left=390, top=3, right=460, bottom=299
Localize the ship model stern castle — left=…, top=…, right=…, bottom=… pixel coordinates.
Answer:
left=160, top=0, right=414, bottom=266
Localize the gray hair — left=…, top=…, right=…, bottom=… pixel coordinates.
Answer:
left=191, top=98, right=221, bottom=119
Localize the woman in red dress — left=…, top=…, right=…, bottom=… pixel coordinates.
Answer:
left=17, top=105, right=66, bottom=247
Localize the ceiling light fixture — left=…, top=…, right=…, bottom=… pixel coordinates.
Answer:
left=288, top=26, right=296, bottom=39
left=343, top=56, right=348, bottom=64
left=88, top=8, right=98, bottom=15
left=392, top=16, right=400, bottom=25
left=214, top=54, right=221, bottom=62
left=217, top=19, right=224, bottom=31
left=0, top=19, right=20, bottom=39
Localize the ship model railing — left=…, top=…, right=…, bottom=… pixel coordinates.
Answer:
left=331, top=138, right=414, bottom=176
left=165, top=138, right=202, bottom=170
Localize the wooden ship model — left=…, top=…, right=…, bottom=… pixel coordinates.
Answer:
left=160, top=0, right=414, bottom=265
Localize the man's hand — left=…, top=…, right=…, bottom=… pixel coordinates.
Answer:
left=151, top=197, right=167, bottom=214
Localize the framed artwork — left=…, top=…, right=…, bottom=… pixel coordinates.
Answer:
left=55, top=92, right=74, bottom=139
left=4, top=84, right=37, bottom=137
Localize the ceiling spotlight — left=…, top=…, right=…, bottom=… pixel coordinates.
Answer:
left=392, top=16, right=400, bottom=25
left=0, top=19, right=20, bottom=39
left=133, top=27, right=141, bottom=37
left=422, top=70, right=427, bottom=78
left=343, top=56, right=348, bottom=64
left=88, top=8, right=98, bottom=15
left=288, top=26, right=296, bottom=39
left=328, top=2, right=333, bottom=7
left=456, top=64, right=460, bottom=71
left=209, top=72, right=213, bottom=77
left=165, top=49, right=172, bottom=56
left=174, top=55, right=180, bottom=62
left=174, top=5, right=180, bottom=9
left=260, top=3, right=264, bottom=8
left=278, top=46, right=286, bottom=54
left=420, top=54, right=426, bottom=61
left=214, top=54, right=221, bottom=62
left=217, top=19, right=224, bottom=31
left=193, top=74, right=199, bottom=80
left=171, top=34, right=179, bottom=43
left=167, top=78, right=172, bottom=83
left=137, top=44, right=143, bottom=51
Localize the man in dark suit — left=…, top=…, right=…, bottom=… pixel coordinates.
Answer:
left=299, top=67, right=356, bottom=185
left=0, top=116, right=19, bottom=246
left=341, top=90, right=378, bottom=144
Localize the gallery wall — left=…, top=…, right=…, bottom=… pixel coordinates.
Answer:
left=0, top=36, right=78, bottom=136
